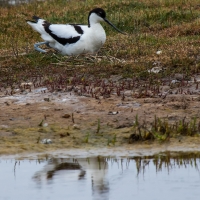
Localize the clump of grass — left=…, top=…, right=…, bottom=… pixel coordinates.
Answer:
left=129, top=115, right=200, bottom=143
left=176, top=117, right=198, bottom=136
left=107, top=134, right=117, bottom=146
left=36, top=134, right=41, bottom=144
left=112, top=134, right=117, bottom=145
left=72, top=113, right=75, bottom=124
left=38, top=119, right=44, bottom=127
left=83, top=133, right=90, bottom=143
left=96, top=119, right=101, bottom=134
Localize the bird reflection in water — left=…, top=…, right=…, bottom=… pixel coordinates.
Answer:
left=32, top=156, right=109, bottom=199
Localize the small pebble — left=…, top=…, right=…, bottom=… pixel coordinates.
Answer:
left=43, top=123, right=48, bottom=127
left=73, top=124, right=80, bottom=130
left=41, top=139, right=52, bottom=144
left=108, top=111, right=119, bottom=115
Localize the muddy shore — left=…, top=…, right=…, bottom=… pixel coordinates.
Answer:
left=0, top=87, right=200, bottom=156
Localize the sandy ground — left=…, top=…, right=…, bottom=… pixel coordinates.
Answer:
left=0, top=86, right=200, bottom=156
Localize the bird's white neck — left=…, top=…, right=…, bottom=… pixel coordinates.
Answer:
left=88, top=13, right=104, bottom=27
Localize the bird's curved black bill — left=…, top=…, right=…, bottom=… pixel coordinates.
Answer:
left=104, top=18, right=126, bottom=35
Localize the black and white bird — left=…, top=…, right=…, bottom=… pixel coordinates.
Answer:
left=26, top=8, right=125, bottom=55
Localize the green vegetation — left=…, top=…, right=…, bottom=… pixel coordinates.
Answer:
left=129, top=115, right=200, bottom=143
left=0, top=0, right=200, bottom=87
left=96, top=119, right=101, bottom=134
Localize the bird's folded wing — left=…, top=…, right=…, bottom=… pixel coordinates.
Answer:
left=46, top=24, right=83, bottom=39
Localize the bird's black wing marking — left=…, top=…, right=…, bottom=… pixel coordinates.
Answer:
left=69, top=24, right=84, bottom=34
left=43, top=21, right=81, bottom=46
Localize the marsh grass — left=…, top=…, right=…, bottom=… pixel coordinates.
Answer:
left=129, top=115, right=200, bottom=143
left=96, top=119, right=101, bottom=134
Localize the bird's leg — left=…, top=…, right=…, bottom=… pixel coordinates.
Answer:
left=34, top=41, right=49, bottom=53
left=45, top=42, right=50, bottom=47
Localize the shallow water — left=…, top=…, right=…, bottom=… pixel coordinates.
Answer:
left=1, top=153, right=200, bottom=200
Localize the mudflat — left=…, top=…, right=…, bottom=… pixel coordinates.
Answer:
left=1, top=88, right=200, bottom=156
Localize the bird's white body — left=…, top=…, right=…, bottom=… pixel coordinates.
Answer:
left=27, top=12, right=107, bottom=55
left=55, top=24, right=106, bottom=55
left=27, top=8, right=124, bottom=55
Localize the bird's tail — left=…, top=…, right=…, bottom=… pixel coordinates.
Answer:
left=26, top=16, right=53, bottom=43
left=26, top=16, right=46, bottom=35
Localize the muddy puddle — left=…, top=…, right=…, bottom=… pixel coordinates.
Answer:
left=1, top=152, right=200, bottom=200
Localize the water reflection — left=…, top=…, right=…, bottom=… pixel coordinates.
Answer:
left=134, top=151, right=200, bottom=175
left=31, top=153, right=200, bottom=199
left=32, top=157, right=109, bottom=200
left=1, top=152, right=200, bottom=200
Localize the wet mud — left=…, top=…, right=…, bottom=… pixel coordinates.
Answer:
left=0, top=87, right=200, bottom=156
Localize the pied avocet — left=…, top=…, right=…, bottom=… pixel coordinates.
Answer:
left=26, top=8, right=125, bottom=55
